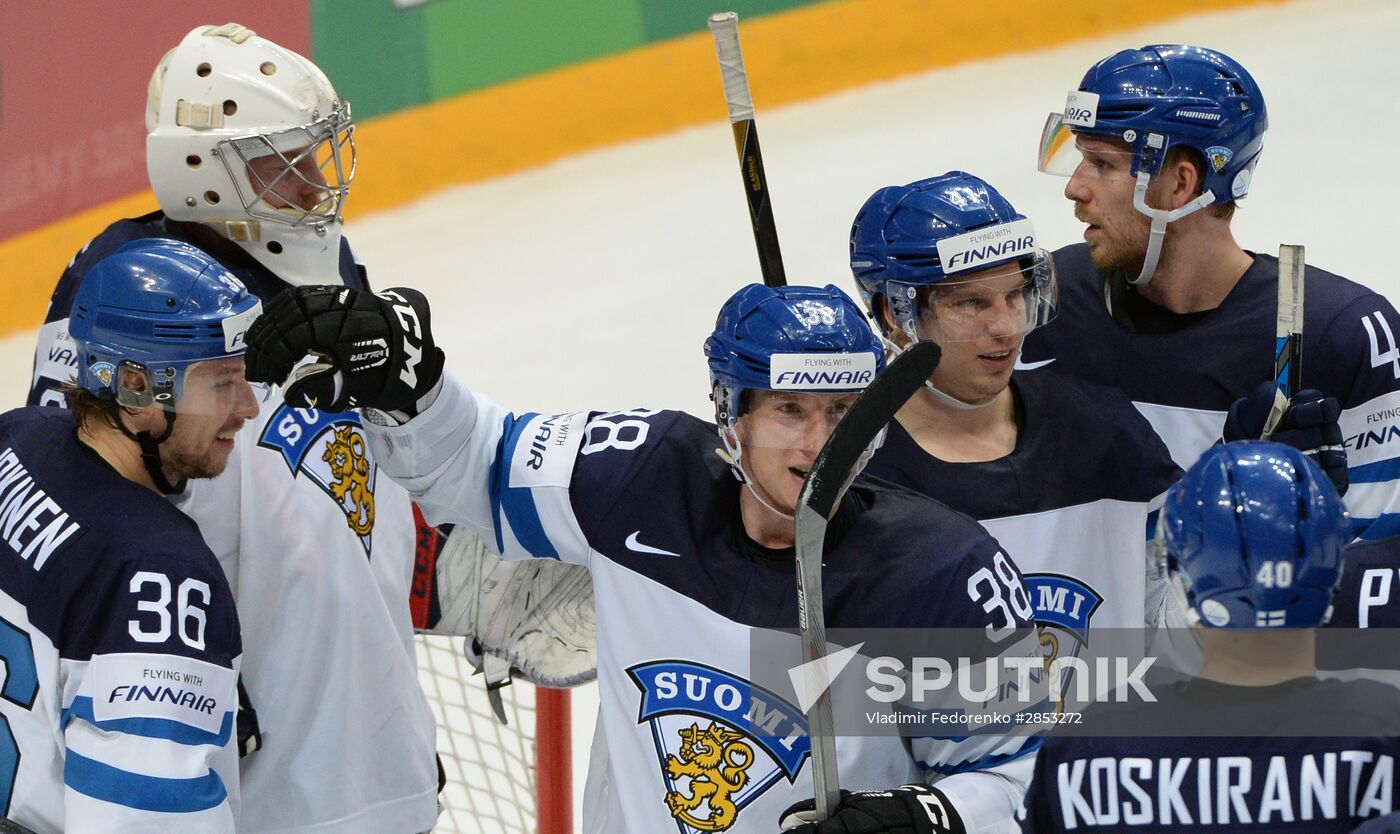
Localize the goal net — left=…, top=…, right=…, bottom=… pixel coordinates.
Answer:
left=416, top=634, right=573, bottom=834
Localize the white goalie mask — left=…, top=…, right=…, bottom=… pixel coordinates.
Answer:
left=146, top=24, right=356, bottom=286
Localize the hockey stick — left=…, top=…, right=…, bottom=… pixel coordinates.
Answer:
left=793, top=340, right=943, bottom=818
left=1262, top=244, right=1304, bottom=438
left=708, top=11, right=786, bottom=287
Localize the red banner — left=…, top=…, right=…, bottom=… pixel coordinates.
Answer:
left=0, top=5, right=309, bottom=240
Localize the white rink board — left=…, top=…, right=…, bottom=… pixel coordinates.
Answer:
left=4, top=1, right=1397, bottom=830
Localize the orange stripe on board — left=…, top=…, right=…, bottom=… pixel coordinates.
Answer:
left=0, top=0, right=1279, bottom=341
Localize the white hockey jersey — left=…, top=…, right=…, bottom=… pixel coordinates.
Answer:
left=0, top=408, right=241, bottom=834
left=29, top=215, right=440, bottom=834
left=364, top=375, right=1044, bottom=834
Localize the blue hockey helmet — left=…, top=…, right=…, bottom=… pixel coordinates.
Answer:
left=1039, top=45, right=1267, bottom=286
left=1159, top=441, right=1347, bottom=629
left=705, top=284, right=884, bottom=485
left=68, top=238, right=263, bottom=409
left=1039, top=45, right=1267, bottom=205
left=850, top=171, right=1056, bottom=344
left=706, top=283, right=884, bottom=405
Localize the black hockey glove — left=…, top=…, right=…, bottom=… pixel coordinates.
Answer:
left=245, top=285, right=444, bottom=414
left=778, top=785, right=965, bottom=834
left=236, top=677, right=262, bottom=758
left=1223, top=382, right=1347, bottom=496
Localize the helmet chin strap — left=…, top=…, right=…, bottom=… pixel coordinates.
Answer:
left=742, top=481, right=796, bottom=523
left=884, top=335, right=998, bottom=412
left=718, top=428, right=797, bottom=523
left=106, top=401, right=185, bottom=495
left=1129, top=171, right=1218, bottom=287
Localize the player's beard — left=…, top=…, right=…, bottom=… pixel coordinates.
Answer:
left=159, top=420, right=242, bottom=483
left=1079, top=195, right=1182, bottom=281
left=161, top=445, right=231, bottom=482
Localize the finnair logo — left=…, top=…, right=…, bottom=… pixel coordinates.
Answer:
left=936, top=219, right=1037, bottom=275
left=770, top=353, right=877, bottom=391
left=223, top=302, right=262, bottom=353
left=1063, top=90, right=1098, bottom=127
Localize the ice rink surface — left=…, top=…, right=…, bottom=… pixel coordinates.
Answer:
left=5, top=0, right=1397, bottom=827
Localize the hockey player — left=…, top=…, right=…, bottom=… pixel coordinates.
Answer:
left=1026, top=44, right=1400, bottom=629
left=1019, top=441, right=1400, bottom=831
left=26, top=25, right=440, bottom=833
left=244, top=281, right=1042, bottom=834
left=0, top=239, right=256, bottom=833
left=851, top=172, right=1182, bottom=644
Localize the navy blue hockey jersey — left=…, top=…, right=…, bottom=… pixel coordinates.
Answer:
left=1023, top=244, right=1400, bottom=627
left=1019, top=678, right=1400, bottom=831
left=363, top=376, right=1043, bottom=834
left=0, top=408, right=241, bottom=833
left=865, top=370, right=1182, bottom=635
left=1330, top=537, right=1400, bottom=629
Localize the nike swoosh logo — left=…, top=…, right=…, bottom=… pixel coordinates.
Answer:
left=1013, top=357, right=1056, bottom=371
left=625, top=531, right=681, bottom=557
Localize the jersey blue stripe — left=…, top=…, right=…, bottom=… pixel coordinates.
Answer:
left=64, top=749, right=227, bottom=813
left=1350, top=512, right=1400, bottom=541
left=1348, top=455, right=1400, bottom=486
left=917, top=736, right=1042, bottom=776
left=488, top=420, right=509, bottom=555
left=62, top=696, right=233, bottom=747
left=489, top=412, right=559, bottom=560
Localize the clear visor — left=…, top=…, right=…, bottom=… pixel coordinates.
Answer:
left=734, top=390, right=862, bottom=452
left=911, top=254, right=1057, bottom=343
left=1037, top=113, right=1137, bottom=181
left=222, top=100, right=356, bottom=227
left=114, top=357, right=269, bottom=416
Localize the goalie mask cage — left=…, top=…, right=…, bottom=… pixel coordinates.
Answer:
left=417, top=634, right=573, bottom=834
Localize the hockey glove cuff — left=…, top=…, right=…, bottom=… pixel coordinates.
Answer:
left=778, top=785, right=966, bottom=834
left=245, top=285, right=445, bottom=414
left=1223, top=382, right=1347, bottom=496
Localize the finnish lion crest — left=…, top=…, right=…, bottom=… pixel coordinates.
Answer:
left=258, top=405, right=379, bottom=555
left=323, top=424, right=375, bottom=535
left=663, top=721, right=754, bottom=832
left=628, top=660, right=811, bottom=834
